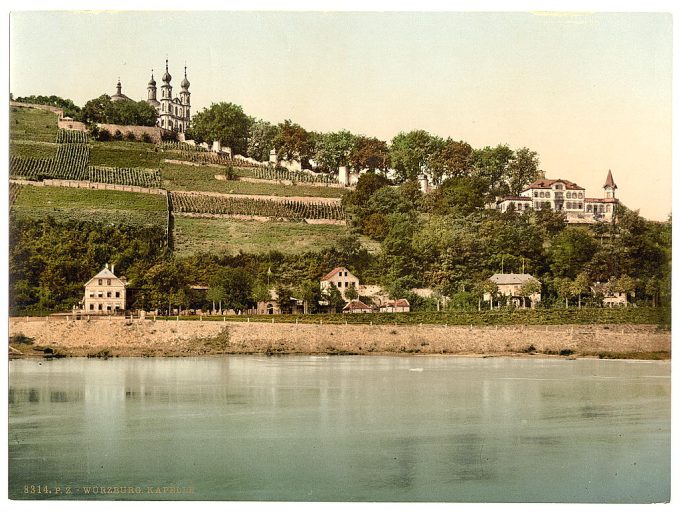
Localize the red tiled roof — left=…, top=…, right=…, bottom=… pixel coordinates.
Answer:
left=523, top=178, right=584, bottom=191
left=321, top=267, right=346, bottom=281
left=343, top=300, right=372, bottom=311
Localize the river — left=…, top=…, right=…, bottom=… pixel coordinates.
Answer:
left=8, top=356, right=670, bottom=502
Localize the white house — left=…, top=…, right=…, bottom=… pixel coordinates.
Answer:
left=82, top=264, right=126, bottom=314
left=484, top=273, right=541, bottom=308
left=591, top=281, right=630, bottom=307
left=491, top=170, right=618, bottom=223
left=320, top=267, right=360, bottom=301
left=379, top=299, right=411, bottom=313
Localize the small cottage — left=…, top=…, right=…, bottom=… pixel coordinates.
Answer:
left=320, top=267, right=360, bottom=301
left=342, top=300, right=373, bottom=314
left=485, top=273, right=541, bottom=308
left=591, top=282, right=629, bottom=307
left=379, top=299, right=411, bottom=313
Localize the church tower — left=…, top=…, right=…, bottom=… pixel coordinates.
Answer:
left=159, top=59, right=173, bottom=130
left=179, top=66, right=191, bottom=131
left=147, top=70, right=159, bottom=108
left=603, top=169, right=617, bottom=199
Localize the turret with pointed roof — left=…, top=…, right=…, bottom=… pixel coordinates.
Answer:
left=603, top=169, right=617, bottom=198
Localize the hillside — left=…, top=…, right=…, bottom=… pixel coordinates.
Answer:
left=8, top=105, right=349, bottom=256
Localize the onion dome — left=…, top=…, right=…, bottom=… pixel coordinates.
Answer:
left=148, top=70, right=156, bottom=87
left=162, top=59, right=172, bottom=83
left=181, top=66, right=190, bottom=89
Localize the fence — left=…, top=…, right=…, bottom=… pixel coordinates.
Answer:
left=42, top=178, right=166, bottom=195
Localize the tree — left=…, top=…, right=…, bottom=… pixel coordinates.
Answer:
left=573, top=272, right=591, bottom=309
left=210, top=268, right=253, bottom=312
left=471, top=145, right=515, bottom=198
left=389, top=130, right=444, bottom=182
left=314, top=130, right=356, bottom=172
left=518, top=279, right=541, bottom=308
left=345, top=283, right=359, bottom=301
left=553, top=277, right=574, bottom=308
left=550, top=227, right=598, bottom=278
left=481, top=279, right=499, bottom=310
left=273, top=120, right=314, bottom=164
left=105, top=100, right=158, bottom=127
left=613, top=274, right=636, bottom=304
left=349, top=136, right=390, bottom=173
left=507, top=147, right=543, bottom=196
left=80, top=94, right=111, bottom=125
left=189, top=102, right=252, bottom=155
left=206, top=284, right=226, bottom=313
left=16, top=94, right=81, bottom=118
left=247, top=119, right=279, bottom=162
left=297, top=280, right=321, bottom=314
left=427, top=139, right=474, bottom=183
left=424, top=176, right=489, bottom=216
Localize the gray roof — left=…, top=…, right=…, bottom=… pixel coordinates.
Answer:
left=489, top=273, right=539, bottom=285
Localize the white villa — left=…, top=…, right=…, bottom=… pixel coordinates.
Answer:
left=82, top=264, right=126, bottom=314
left=484, top=273, right=541, bottom=308
left=491, top=170, right=618, bottom=223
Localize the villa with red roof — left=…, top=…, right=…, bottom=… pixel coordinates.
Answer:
left=491, top=170, right=618, bottom=223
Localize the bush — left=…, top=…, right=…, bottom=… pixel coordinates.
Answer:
left=141, top=133, right=153, bottom=143
left=9, top=333, right=34, bottom=345
left=559, top=348, right=574, bottom=356
left=125, top=131, right=137, bottom=141
left=113, top=130, right=124, bottom=141
left=98, top=128, right=111, bottom=141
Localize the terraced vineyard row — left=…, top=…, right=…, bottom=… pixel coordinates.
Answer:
left=54, top=143, right=90, bottom=178
left=9, top=183, right=23, bottom=206
left=172, top=192, right=345, bottom=220
left=56, top=129, right=89, bottom=144
left=9, top=156, right=54, bottom=180
left=177, top=150, right=261, bottom=168
left=87, top=166, right=162, bottom=188
left=252, top=166, right=335, bottom=184
left=162, top=141, right=208, bottom=152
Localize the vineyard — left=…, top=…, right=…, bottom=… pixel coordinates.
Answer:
left=177, top=150, right=262, bottom=168
left=252, top=166, right=336, bottom=185
left=56, top=129, right=89, bottom=144
left=9, top=183, right=23, bottom=207
left=162, top=141, right=207, bottom=152
left=53, top=143, right=90, bottom=179
left=87, top=166, right=161, bottom=188
left=9, top=156, right=54, bottom=180
left=171, top=192, right=346, bottom=220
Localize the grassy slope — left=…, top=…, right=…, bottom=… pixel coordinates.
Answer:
left=11, top=186, right=167, bottom=227
left=89, top=141, right=164, bottom=168
left=10, top=141, right=59, bottom=159
left=174, top=216, right=349, bottom=256
left=10, top=106, right=59, bottom=142
left=161, top=162, right=345, bottom=198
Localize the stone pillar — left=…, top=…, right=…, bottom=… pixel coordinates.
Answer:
left=419, top=174, right=429, bottom=193
left=269, top=148, right=278, bottom=166
left=338, top=166, right=349, bottom=187
left=212, top=140, right=222, bottom=153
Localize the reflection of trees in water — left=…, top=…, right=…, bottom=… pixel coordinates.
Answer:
left=8, top=387, right=83, bottom=404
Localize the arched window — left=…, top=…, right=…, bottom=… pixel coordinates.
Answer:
left=578, top=192, right=583, bottom=199
left=566, top=192, right=571, bottom=199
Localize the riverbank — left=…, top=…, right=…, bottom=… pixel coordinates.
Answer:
left=8, top=317, right=671, bottom=359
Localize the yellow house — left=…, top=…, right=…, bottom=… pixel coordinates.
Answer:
left=82, top=264, right=126, bottom=314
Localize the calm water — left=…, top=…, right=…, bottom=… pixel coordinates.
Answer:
left=8, top=356, right=670, bottom=502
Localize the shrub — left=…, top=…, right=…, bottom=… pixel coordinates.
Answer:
left=559, top=348, right=574, bottom=356
left=9, top=333, right=34, bottom=345
left=113, top=129, right=124, bottom=141
left=98, top=128, right=111, bottom=141
left=141, top=133, right=153, bottom=143
left=125, top=131, right=137, bottom=141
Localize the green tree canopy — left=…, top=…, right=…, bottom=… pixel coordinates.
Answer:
left=273, top=120, right=314, bottom=164
left=189, top=102, right=252, bottom=154
left=16, top=94, right=81, bottom=118
left=508, top=147, right=543, bottom=195
left=389, top=130, right=444, bottom=182
left=349, top=136, right=390, bottom=173
left=314, top=130, right=357, bottom=172
left=247, top=119, right=279, bottom=162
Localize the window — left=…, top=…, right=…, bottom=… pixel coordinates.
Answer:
left=606, top=205, right=611, bottom=212
left=606, top=192, right=612, bottom=198
left=107, top=292, right=111, bottom=298
left=352, top=282, right=356, bottom=287
left=98, top=304, right=102, bottom=311
left=345, top=282, right=348, bottom=288
left=533, top=191, right=538, bottom=197
left=566, top=192, right=571, bottom=199
left=89, top=304, right=94, bottom=310
left=115, top=291, right=120, bottom=298
left=107, top=279, right=111, bottom=286
left=578, top=193, right=583, bottom=199
left=89, top=292, right=94, bottom=298
left=554, top=184, right=563, bottom=190
left=98, top=292, right=103, bottom=298
left=107, top=305, right=112, bottom=311
left=98, top=279, right=102, bottom=285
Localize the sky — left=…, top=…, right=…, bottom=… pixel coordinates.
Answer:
left=8, top=9, right=673, bottom=220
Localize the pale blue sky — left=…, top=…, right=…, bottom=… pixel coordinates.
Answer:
left=9, top=11, right=672, bottom=219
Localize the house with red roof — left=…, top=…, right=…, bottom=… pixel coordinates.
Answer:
left=320, top=266, right=360, bottom=301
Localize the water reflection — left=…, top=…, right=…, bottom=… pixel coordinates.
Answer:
left=8, top=356, right=671, bottom=503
